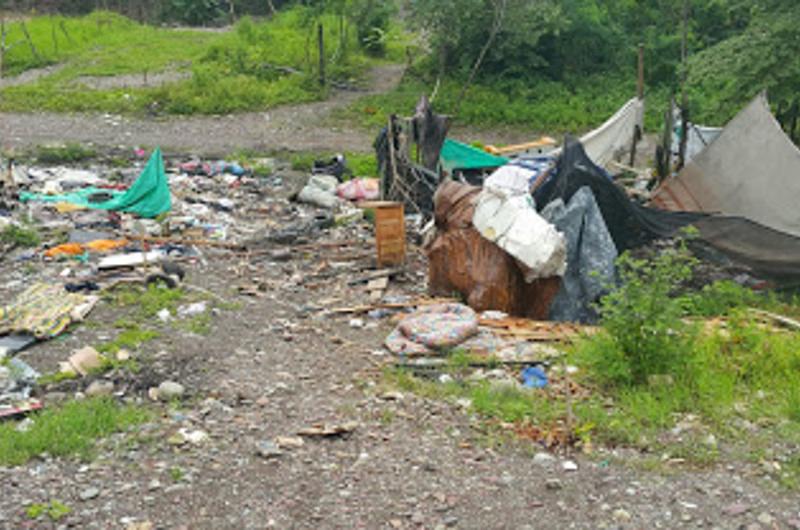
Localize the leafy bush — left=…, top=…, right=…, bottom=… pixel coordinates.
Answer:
left=584, top=241, right=698, bottom=387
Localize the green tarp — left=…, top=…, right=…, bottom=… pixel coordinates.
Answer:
left=439, top=139, right=508, bottom=174
left=20, top=148, right=171, bottom=219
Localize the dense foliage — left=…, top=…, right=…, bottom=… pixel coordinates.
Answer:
left=407, top=0, right=800, bottom=126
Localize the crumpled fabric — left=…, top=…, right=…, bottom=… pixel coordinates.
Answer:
left=541, top=186, right=617, bottom=323
left=336, top=178, right=380, bottom=201
left=385, top=303, right=479, bottom=356
left=0, top=283, right=99, bottom=339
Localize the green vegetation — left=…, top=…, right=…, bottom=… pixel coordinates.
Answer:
left=26, top=500, right=71, bottom=522
left=0, top=7, right=410, bottom=115
left=386, top=242, right=800, bottom=479
left=286, top=150, right=377, bottom=177
left=0, top=398, right=150, bottom=466
left=0, top=224, right=41, bottom=248
left=108, top=284, right=185, bottom=319
left=32, top=143, right=97, bottom=164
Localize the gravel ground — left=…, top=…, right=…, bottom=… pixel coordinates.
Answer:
left=1, top=203, right=799, bottom=530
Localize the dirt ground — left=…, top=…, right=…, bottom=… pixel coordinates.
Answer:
left=0, top=64, right=532, bottom=157
left=1, top=67, right=799, bottom=530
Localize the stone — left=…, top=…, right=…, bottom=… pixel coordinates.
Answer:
left=148, top=479, right=161, bottom=491
left=757, top=513, right=774, bottom=525
left=79, top=487, right=100, bottom=501
left=533, top=452, right=556, bottom=466
left=562, top=460, right=578, bottom=472
left=157, top=381, right=185, bottom=400
left=116, top=349, right=131, bottom=362
left=256, top=440, right=283, bottom=459
left=410, top=511, right=425, bottom=524
left=275, top=436, right=305, bottom=449
left=612, top=509, right=631, bottom=522
left=85, top=380, right=114, bottom=397
left=722, top=503, right=751, bottom=516
left=545, top=479, right=563, bottom=490
left=443, top=516, right=458, bottom=527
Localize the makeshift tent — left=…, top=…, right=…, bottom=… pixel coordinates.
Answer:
left=652, top=93, right=800, bottom=238
left=536, top=137, right=702, bottom=252
left=439, top=139, right=508, bottom=175
left=550, top=98, right=644, bottom=169
left=20, top=148, right=171, bottom=219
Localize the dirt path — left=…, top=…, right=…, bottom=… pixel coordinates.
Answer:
left=0, top=65, right=407, bottom=156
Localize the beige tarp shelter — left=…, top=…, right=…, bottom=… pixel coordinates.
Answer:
left=551, top=97, right=644, bottom=169
left=652, top=93, right=800, bottom=238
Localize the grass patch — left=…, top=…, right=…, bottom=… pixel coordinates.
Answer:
left=37, top=370, right=79, bottom=386
left=178, top=312, right=212, bottom=335
left=336, top=70, right=673, bottom=134
left=107, top=283, right=185, bottom=319
left=0, top=397, right=150, bottom=466
left=0, top=9, right=410, bottom=115
left=26, top=500, right=71, bottom=522
left=96, top=324, right=159, bottom=354
left=0, top=224, right=41, bottom=248
left=32, top=143, right=96, bottom=164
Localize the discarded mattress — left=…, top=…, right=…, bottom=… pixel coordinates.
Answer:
left=0, top=283, right=99, bottom=339
left=426, top=181, right=561, bottom=319
left=541, top=187, right=617, bottom=322
left=652, top=93, right=800, bottom=238
left=473, top=187, right=566, bottom=281
left=385, top=303, right=479, bottom=356
left=20, top=148, right=171, bottom=219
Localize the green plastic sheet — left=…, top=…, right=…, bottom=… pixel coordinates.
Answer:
left=20, top=148, right=171, bottom=219
left=439, top=139, right=508, bottom=174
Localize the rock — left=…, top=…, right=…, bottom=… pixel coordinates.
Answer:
left=157, top=308, right=172, bottom=322
left=157, top=381, right=185, bottom=401
left=722, top=503, right=751, bottom=516
left=562, top=460, right=578, bottom=472
left=612, top=508, right=631, bottom=522
left=380, top=391, right=404, bottom=401
left=79, top=487, right=100, bottom=501
left=533, top=452, right=556, bottom=466
left=349, top=318, right=364, bottom=328
left=68, top=346, right=104, bottom=376
left=256, top=440, right=283, bottom=459
left=443, top=516, right=458, bottom=527
left=410, top=511, right=425, bottom=524
left=545, top=479, right=563, bottom=490
left=116, top=349, right=131, bottom=362
left=757, top=513, right=774, bottom=525
left=275, top=436, right=305, bottom=449
left=148, top=479, right=161, bottom=491
left=85, top=380, right=114, bottom=397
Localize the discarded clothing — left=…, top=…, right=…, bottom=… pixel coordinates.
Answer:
left=385, top=303, right=479, bottom=356
left=0, top=283, right=99, bottom=339
left=20, top=148, right=171, bottom=219
left=337, top=178, right=380, bottom=201
left=542, top=187, right=617, bottom=323
left=44, top=239, right=128, bottom=258
left=473, top=187, right=566, bottom=281
left=297, top=174, right=339, bottom=209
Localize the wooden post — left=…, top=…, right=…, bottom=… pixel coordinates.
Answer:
left=629, top=43, right=645, bottom=166
left=678, top=0, right=689, bottom=170
left=317, top=23, right=325, bottom=87
left=637, top=43, right=644, bottom=100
